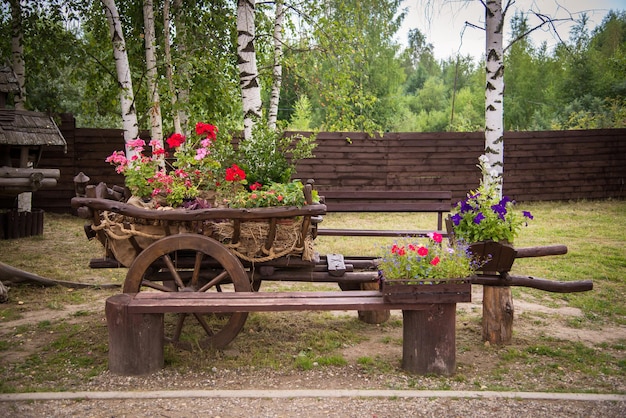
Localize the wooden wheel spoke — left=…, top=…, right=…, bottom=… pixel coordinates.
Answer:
left=172, top=313, right=187, bottom=342
left=193, top=313, right=215, bottom=337
left=140, top=279, right=174, bottom=292
left=190, top=251, right=204, bottom=288
left=162, top=253, right=186, bottom=289
left=197, top=269, right=229, bottom=292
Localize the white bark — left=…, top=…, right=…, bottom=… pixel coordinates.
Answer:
left=101, top=0, right=139, bottom=158
left=268, top=0, right=284, bottom=131
left=10, top=0, right=25, bottom=110
left=237, top=0, right=263, bottom=140
left=163, top=0, right=182, bottom=134
left=172, top=0, right=190, bottom=135
left=484, top=0, right=505, bottom=197
left=143, top=0, right=163, bottom=145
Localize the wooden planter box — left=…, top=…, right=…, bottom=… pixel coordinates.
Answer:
left=380, top=279, right=471, bottom=304
left=468, top=241, right=517, bottom=273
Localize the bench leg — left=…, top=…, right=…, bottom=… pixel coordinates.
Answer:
left=339, top=281, right=391, bottom=324
left=401, top=304, right=457, bottom=376
left=105, top=294, right=164, bottom=375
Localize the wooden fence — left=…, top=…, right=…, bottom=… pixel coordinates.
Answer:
left=2, top=114, right=624, bottom=213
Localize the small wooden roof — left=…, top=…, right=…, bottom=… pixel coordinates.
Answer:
left=0, top=109, right=67, bottom=151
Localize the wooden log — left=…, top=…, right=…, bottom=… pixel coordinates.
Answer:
left=0, top=177, right=57, bottom=191
left=0, top=260, right=120, bottom=289
left=105, top=294, right=164, bottom=375
left=402, top=304, right=457, bottom=375
left=515, top=245, right=567, bottom=258
left=0, top=166, right=61, bottom=179
left=470, top=274, right=593, bottom=293
left=357, top=281, right=390, bottom=324
left=482, top=286, right=513, bottom=345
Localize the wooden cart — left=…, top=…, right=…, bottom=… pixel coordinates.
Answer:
left=71, top=180, right=387, bottom=350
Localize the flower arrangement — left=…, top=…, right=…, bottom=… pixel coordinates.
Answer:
left=377, top=233, right=478, bottom=284
left=105, top=122, right=317, bottom=209
left=106, top=122, right=222, bottom=207
left=449, top=155, right=533, bottom=243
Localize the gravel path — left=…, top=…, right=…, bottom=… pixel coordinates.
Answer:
left=3, top=390, right=625, bottom=417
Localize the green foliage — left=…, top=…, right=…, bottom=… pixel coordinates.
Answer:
left=236, top=123, right=316, bottom=186
left=0, top=1, right=624, bottom=133
left=228, top=180, right=318, bottom=208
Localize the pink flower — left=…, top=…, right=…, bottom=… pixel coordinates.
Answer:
left=195, top=147, right=208, bottom=160
left=417, top=246, right=428, bottom=257
left=430, top=257, right=440, bottom=266
left=127, top=138, right=146, bottom=150
left=250, top=182, right=262, bottom=190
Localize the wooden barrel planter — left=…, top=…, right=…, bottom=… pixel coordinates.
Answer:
left=0, top=208, right=44, bottom=239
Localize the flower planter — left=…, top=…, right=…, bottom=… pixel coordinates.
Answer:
left=380, top=279, right=471, bottom=304
left=468, top=241, right=517, bottom=273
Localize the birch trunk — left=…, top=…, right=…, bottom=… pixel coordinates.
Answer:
left=484, top=0, right=505, bottom=196
left=237, top=0, right=263, bottom=140
left=172, top=0, right=190, bottom=135
left=9, top=0, right=25, bottom=110
left=163, top=0, right=181, bottom=134
left=102, top=0, right=139, bottom=159
left=267, top=0, right=284, bottom=131
left=143, top=0, right=163, bottom=146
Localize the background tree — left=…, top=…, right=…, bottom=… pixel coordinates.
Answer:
left=101, top=0, right=139, bottom=157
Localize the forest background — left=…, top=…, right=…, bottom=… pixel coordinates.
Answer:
left=0, top=0, right=624, bottom=135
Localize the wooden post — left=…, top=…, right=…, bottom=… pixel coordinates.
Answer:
left=339, top=280, right=390, bottom=324
left=105, top=294, right=164, bottom=375
left=402, top=304, right=457, bottom=375
left=357, top=282, right=390, bottom=324
left=482, top=286, right=513, bottom=344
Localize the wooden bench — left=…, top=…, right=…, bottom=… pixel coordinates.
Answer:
left=106, top=288, right=470, bottom=376
left=316, top=190, right=452, bottom=238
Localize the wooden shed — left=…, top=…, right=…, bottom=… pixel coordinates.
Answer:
left=0, top=66, right=66, bottom=238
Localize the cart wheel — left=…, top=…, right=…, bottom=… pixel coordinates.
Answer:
left=123, top=234, right=251, bottom=350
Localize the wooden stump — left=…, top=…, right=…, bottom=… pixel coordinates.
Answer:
left=482, top=286, right=514, bottom=344
left=105, top=294, right=164, bottom=375
left=402, top=304, right=457, bottom=375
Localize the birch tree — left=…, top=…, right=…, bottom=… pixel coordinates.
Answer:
left=143, top=0, right=163, bottom=145
left=267, top=0, right=284, bottom=130
left=101, top=0, right=139, bottom=158
left=170, top=0, right=190, bottom=135
left=163, top=0, right=181, bottom=134
left=237, top=0, right=263, bottom=140
left=484, top=0, right=505, bottom=196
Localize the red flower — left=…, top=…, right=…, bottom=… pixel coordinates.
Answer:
left=195, top=122, right=218, bottom=140
left=430, top=256, right=440, bottom=266
left=225, top=164, right=246, bottom=182
left=417, top=246, right=428, bottom=257
left=429, top=232, right=443, bottom=243
left=250, top=182, right=262, bottom=190
left=166, top=133, right=186, bottom=148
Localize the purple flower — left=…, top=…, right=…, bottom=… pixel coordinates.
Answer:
left=473, top=212, right=485, bottom=224
left=491, top=203, right=507, bottom=220
left=523, top=211, right=534, bottom=220
left=451, top=213, right=462, bottom=226
left=459, top=200, right=473, bottom=213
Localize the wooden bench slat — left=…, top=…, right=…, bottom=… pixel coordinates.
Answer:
left=127, top=290, right=470, bottom=313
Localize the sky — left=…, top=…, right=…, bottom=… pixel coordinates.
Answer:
left=397, top=0, right=625, bottom=61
